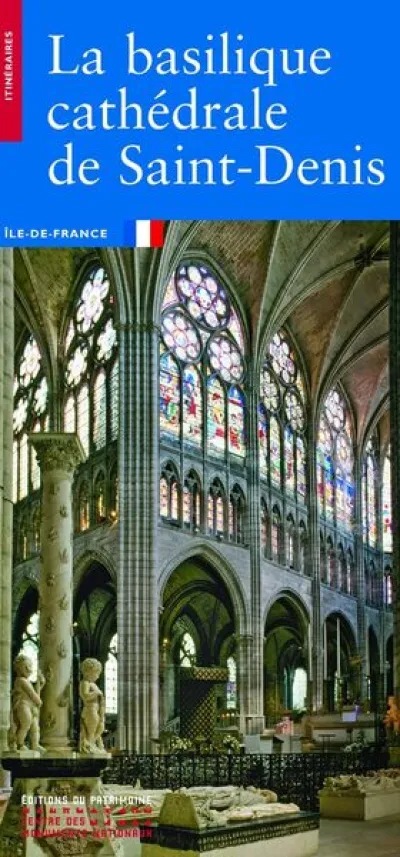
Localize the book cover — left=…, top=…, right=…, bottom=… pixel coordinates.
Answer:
left=0, top=0, right=398, bottom=852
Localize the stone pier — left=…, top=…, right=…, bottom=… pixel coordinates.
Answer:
left=30, top=433, right=84, bottom=754
left=0, top=249, right=14, bottom=775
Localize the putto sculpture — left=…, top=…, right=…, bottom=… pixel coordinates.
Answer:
left=79, top=657, right=106, bottom=754
left=8, top=653, right=45, bottom=752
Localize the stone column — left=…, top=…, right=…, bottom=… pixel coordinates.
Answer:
left=0, top=249, right=14, bottom=758
left=389, top=222, right=400, bottom=702
left=246, top=379, right=265, bottom=733
left=30, top=433, right=84, bottom=754
left=354, top=452, right=368, bottom=703
left=308, top=419, right=323, bottom=711
left=117, top=323, right=159, bottom=752
left=237, top=634, right=253, bottom=734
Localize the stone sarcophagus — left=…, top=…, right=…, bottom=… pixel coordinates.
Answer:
left=142, top=787, right=319, bottom=857
left=319, top=770, right=400, bottom=821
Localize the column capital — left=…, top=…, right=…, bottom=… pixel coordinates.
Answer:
left=29, top=433, right=85, bottom=474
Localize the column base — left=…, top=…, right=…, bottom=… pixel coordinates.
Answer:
left=0, top=755, right=120, bottom=856
left=242, top=716, right=266, bottom=735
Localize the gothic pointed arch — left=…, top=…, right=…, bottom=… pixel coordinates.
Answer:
left=362, top=433, right=379, bottom=549
left=259, top=330, right=307, bottom=543
left=159, top=261, right=246, bottom=542
left=61, top=262, right=119, bottom=531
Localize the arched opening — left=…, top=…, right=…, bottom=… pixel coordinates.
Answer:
left=13, top=587, right=39, bottom=666
left=264, top=594, right=310, bottom=723
left=73, top=561, right=116, bottom=741
left=367, top=626, right=380, bottom=714
left=323, top=613, right=357, bottom=712
left=159, top=558, right=237, bottom=741
left=229, top=485, right=246, bottom=545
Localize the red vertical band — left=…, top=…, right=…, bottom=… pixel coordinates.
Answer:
left=0, top=0, right=22, bottom=142
left=150, top=220, right=165, bottom=248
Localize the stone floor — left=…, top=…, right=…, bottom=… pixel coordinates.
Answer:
left=318, top=817, right=400, bottom=856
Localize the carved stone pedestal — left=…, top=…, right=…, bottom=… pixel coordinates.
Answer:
left=0, top=756, right=122, bottom=857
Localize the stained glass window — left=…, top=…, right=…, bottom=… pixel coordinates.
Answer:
left=383, top=452, right=392, bottom=552
left=270, top=416, right=281, bottom=487
left=228, top=387, right=245, bottom=457
left=207, top=494, right=214, bottom=533
left=93, top=371, right=107, bottom=450
left=78, top=385, right=90, bottom=456
left=183, top=472, right=201, bottom=531
left=216, top=495, right=224, bottom=534
left=362, top=439, right=377, bottom=548
left=208, top=480, right=226, bottom=537
left=258, top=408, right=269, bottom=476
left=63, top=265, right=118, bottom=460
left=64, top=395, right=75, bottom=434
left=183, top=484, right=190, bottom=525
left=171, top=482, right=179, bottom=520
left=229, top=487, right=245, bottom=545
left=30, top=422, right=41, bottom=491
left=226, top=656, right=237, bottom=709
left=296, top=437, right=306, bottom=498
left=183, top=366, right=202, bottom=446
left=229, top=499, right=234, bottom=537
left=110, top=359, right=119, bottom=443
left=207, top=377, right=226, bottom=456
left=13, top=335, right=49, bottom=503
left=160, top=349, right=181, bottom=441
left=160, top=464, right=181, bottom=522
left=160, top=262, right=246, bottom=469
left=292, top=667, right=307, bottom=710
left=105, top=633, right=118, bottom=715
left=21, top=612, right=39, bottom=682
left=384, top=569, right=393, bottom=606
left=284, top=426, right=295, bottom=494
left=259, top=331, right=306, bottom=501
left=317, top=388, right=354, bottom=531
left=180, top=632, right=196, bottom=667
left=160, top=477, right=169, bottom=518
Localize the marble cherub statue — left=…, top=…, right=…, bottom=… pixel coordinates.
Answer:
left=79, top=657, right=106, bottom=754
left=8, top=652, right=45, bottom=752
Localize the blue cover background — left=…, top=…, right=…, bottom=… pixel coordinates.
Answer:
left=0, top=0, right=398, bottom=245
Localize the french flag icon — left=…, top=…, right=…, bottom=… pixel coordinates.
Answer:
left=125, top=220, right=165, bottom=248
